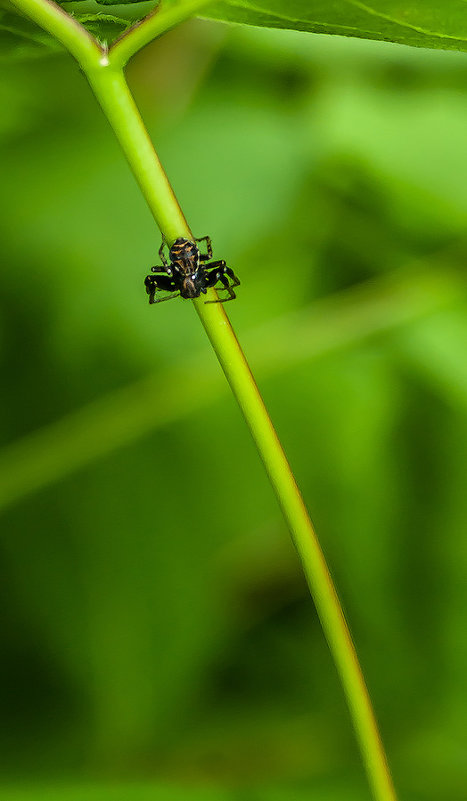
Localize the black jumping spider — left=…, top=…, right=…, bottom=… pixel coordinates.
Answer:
left=144, top=236, right=240, bottom=304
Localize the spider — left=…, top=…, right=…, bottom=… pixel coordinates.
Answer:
left=144, top=236, right=240, bottom=304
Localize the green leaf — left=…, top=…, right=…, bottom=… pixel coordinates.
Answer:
left=6, top=0, right=467, bottom=59
left=61, top=0, right=155, bottom=22
left=206, top=1, right=467, bottom=53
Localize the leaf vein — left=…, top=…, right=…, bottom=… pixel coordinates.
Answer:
left=343, top=0, right=467, bottom=44
left=223, top=0, right=399, bottom=40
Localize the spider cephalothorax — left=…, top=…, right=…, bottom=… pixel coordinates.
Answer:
left=144, top=236, right=240, bottom=304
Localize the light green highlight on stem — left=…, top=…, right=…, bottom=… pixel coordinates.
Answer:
left=193, top=296, right=396, bottom=801
left=109, top=0, right=214, bottom=70
left=86, top=66, right=190, bottom=243
left=3, top=0, right=399, bottom=798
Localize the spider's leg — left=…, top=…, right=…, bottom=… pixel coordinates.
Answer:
left=151, top=263, right=173, bottom=277
left=205, top=261, right=240, bottom=287
left=144, top=274, right=179, bottom=304
left=144, top=275, right=157, bottom=304
left=204, top=262, right=239, bottom=303
left=195, top=235, right=213, bottom=261
left=158, top=238, right=169, bottom=269
left=205, top=259, right=226, bottom=273
left=151, top=292, right=180, bottom=304
left=211, top=274, right=236, bottom=303
left=224, top=265, right=240, bottom=288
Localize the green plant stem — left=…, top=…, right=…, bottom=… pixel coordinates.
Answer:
left=109, top=0, right=214, bottom=70
left=63, top=67, right=400, bottom=801
left=194, top=301, right=396, bottom=801
left=4, top=0, right=398, bottom=797
left=0, top=266, right=460, bottom=516
left=87, top=66, right=191, bottom=243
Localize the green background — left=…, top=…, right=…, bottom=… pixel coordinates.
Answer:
left=0, top=18, right=466, bottom=801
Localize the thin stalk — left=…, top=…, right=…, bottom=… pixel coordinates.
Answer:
left=86, top=66, right=190, bottom=244
left=4, top=0, right=399, bottom=796
left=194, top=298, right=396, bottom=801
left=69, top=65, right=400, bottom=801
left=109, top=0, right=214, bottom=71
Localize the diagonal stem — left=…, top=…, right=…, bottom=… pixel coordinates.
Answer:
left=86, top=66, right=191, bottom=243
left=0, top=265, right=459, bottom=516
left=194, top=295, right=397, bottom=801
left=4, top=0, right=399, bottom=797
left=56, top=64, right=402, bottom=801
left=109, top=0, right=214, bottom=70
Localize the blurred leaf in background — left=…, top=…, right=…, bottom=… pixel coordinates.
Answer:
left=0, top=13, right=467, bottom=801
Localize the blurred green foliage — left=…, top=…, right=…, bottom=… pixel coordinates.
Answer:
left=0, top=19, right=467, bottom=801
